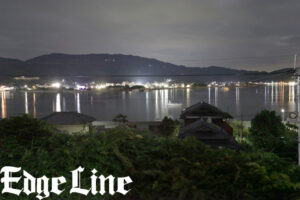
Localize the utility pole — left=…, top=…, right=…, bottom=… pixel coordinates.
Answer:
left=240, top=112, right=243, bottom=139
left=294, top=54, right=300, bottom=165
left=298, top=75, right=300, bottom=165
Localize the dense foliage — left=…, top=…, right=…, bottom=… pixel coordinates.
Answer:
left=112, top=114, right=129, bottom=124
left=191, top=83, right=207, bottom=88
left=249, top=110, right=297, bottom=161
left=0, top=115, right=52, bottom=147
left=0, top=115, right=299, bottom=199
left=158, top=116, right=179, bottom=136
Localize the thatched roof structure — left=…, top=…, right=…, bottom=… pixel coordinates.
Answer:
left=179, top=120, right=239, bottom=149
left=41, top=112, right=96, bottom=125
left=181, top=102, right=232, bottom=119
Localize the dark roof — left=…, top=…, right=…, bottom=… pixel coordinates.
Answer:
left=41, top=112, right=96, bottom=125
left=181, top=102, right=233, bottom=119
left=179, top=120, right=239, bottom=149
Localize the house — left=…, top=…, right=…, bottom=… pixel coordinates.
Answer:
left=41, top=112, right=96, bottom=133
left=178, top=120, right=239, bottom=149
left=179, top=102, right=239, bottom=149
left=180, top=101, right=233, bottom=135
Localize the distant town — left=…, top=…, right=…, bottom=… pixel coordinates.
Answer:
left=0, top=75, right=296, bottom=92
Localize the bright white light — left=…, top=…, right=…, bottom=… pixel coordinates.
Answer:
left=56, top=93, right=61, bottom=112
left=289, top=81, right=296, bottom=86
left=0, top=86, right=14, bottom=91
left=281, top=109, right=285, bottom=113
left=76, top=84, right=86, bottom=90
left=163, top=83, right=169, bottom=88
left=51, top=82, right=61, bottom=88
left=96, top=84, right=106, bottom=89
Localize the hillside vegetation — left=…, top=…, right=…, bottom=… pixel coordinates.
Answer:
left=0, top=115, right=299, bottom=199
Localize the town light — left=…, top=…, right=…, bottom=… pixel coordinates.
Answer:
left=51, top=82, right=61, bottom=88
left=289, top=81, right=296, bottom=86
left=76, top=84, right=86, bottom=90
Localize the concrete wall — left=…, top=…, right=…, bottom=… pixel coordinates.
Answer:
left=92, top=121, right=161, bottom=132
left=54, top=124, right=89, bottom=134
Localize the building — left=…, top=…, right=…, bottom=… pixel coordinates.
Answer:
left=180, top=101, right=233, bottom=135
left=14, top=76, right=40, bottom=81
left=41, top=112, right=96, bottom=133
left=178, top=120, right=239, bottom=149
left=179, top=102, right=238, bottom=149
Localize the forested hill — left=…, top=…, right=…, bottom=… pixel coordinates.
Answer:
left=0, top=53, right=293, bottom=82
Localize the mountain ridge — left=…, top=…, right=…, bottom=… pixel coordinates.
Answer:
left=0, top=53, right=292, bottom=82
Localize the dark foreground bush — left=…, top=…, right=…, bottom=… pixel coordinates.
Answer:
left=0, top=115, right=52, bottom=147
left=0, top=116, right=299, bottom=199
left=250, top=110, right=298, bottom=161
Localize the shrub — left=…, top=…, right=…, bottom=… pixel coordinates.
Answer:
left=249, top=110, right=297, bottom=161
left=0, top=114, right=52, bottom=147
left=113, top=114, right=129, bottom=124
left=158, top=116, right=178, bottom=136
left=0, top=116, right=299, bottom=199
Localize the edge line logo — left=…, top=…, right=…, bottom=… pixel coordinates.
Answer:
left=0, top=166, right=133, bottom=199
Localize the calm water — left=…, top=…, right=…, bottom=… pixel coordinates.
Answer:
left=0, top=85, right=297, bottom=121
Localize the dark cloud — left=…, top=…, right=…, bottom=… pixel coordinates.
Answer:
left=0, top=0, right=300, bottom=71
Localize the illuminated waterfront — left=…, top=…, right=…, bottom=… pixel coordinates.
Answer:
left=0, top=85, right=297, bottom=121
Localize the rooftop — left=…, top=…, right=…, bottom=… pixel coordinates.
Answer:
left=181, top=102, right=233, bottom=119
left=179, top=120, right=238, bottom=149
left=41, top=112, right=96, bottom=125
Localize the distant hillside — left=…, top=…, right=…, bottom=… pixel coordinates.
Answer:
left=0, top=57, right=23, bottom=64
left=0, top=53, right=293, bottom=82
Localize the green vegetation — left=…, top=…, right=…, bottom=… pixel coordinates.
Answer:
left=249, top=110, right=297, bottom=161
left=112, top=114, right=129, bottom=124
left=0, top=115, right=52, bottom=147
left=191, top=82, right=207, bottom=88
left=0, top=115, right=299, bottom=199
left=230, top=120, right=250, bottom=142
left=107, top=85, right=145, bottom=91
left=158, top=116, right=179, bottom=136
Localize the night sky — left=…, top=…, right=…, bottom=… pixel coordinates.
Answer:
left=0, top=0, right=300, bottom=71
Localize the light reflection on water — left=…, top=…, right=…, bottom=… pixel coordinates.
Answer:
left=236, top=87, right=240, bottom=116
left=1, top=92, right=6, bottom=118
left=25, top=92, right=28, bottom=114
left=0, top=85, right=298, bottom=121
left=55, top=93, right=61, bottom=112
left=33, top=93, right=36, bottom=118
left=208, top=87, right=211, bottom=104
left=214, top=87, right=218, bottom=106
left=288, top=85, right=296, bottom=112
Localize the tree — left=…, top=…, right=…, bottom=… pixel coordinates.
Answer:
left=159, top=116, right=177, bottom=136
left=113, top=114, right=129, bottom=124
left=250, top=110, right=285, bottom=137
left=250, top=110, right=297, bottom=160
left=0, top=114, right=52, bottom=147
